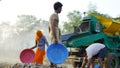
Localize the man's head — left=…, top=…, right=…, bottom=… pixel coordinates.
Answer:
left=54, top=1, right=63, bottom=13
left=79, top=48, right=86, bottom=57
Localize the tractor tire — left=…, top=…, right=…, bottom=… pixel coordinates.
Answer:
left=104, top=53, right=119, bottom=68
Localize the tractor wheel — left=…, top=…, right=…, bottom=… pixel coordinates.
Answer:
left=104, top=53, right=119, bottom=68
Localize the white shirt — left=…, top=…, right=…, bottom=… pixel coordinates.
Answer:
left=49, top=12, right=59, bottom=27
left=86, top=43, right=105, bottom=59
left=49, top=12, right=61, bottom=43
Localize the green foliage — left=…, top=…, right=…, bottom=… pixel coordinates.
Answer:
left=61, top=3, right=115, bottom=34
left=62, top=10, right=82, bottom=34
left=62, top=22, right=74, bottom=34
left=114, top=15, right=120, bottom=20
left=87, top=2, right=112, bottom=19
left=87, top=2, right=97, bottom=14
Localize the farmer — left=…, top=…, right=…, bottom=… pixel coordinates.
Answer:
left=48, top=1, right=63, bottom=67
left=49, top=1, right=63, bottom=44
left=31, top=30, right=49, bottom=65
left=80, top=43, right=107, bottom=68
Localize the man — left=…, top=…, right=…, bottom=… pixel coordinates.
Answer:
left=49, top=1, right=63, bottom=68
left=80, top=43, right=107, bottom=68
left=49, top=1, right=63, bottom=44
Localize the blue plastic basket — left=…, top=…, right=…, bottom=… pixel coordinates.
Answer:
left=94, top=64, right=100, bottom=68
left=47, top=43, right=68, bottom=64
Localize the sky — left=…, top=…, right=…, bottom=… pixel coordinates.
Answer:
left=0, top=0, right=120, bottom=24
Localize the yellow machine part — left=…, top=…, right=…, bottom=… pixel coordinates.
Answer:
left=91, top=13, right=120, bottom=36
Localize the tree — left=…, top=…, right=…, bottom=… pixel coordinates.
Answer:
left=15, top=15, right=37, bottom=33
left=87, top=2, right=97, bottom=15
left=114, top=15, right=120, bottom=22
left=62, top=10, right=82, bottom=34
left=87, top=2, right=112, bottom=18
left=0, top=14, right=49, bottom=50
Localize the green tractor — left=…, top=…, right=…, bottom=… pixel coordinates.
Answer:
left=62, top=14, right=120, bottom=68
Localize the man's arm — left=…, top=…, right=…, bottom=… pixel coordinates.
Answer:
left=86, top=57, right=95, bottom=68
left=81, top=56, right=87, bottom=68
left=86, top=58, right=91, bottom=68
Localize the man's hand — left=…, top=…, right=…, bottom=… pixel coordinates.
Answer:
left=54, top=38, right=58, bottom=44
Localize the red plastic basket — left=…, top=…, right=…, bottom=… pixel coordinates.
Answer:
left=20, top=49, right=35, bottom=63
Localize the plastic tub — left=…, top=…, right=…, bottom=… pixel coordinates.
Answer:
left=47, top=43, right=68, bottom=64
left=94, top=64, right=100, bottom=68
left=20, top=49, right=35, bottom=63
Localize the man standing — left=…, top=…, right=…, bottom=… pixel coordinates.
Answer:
left=49, top=1, right=63, bottom=44
left=49, top=1, right=63, bottom=68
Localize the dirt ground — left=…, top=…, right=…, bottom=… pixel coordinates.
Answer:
left=0, top=57, right=74, bottom=68
left=2, top=56, right=120, bottom=68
